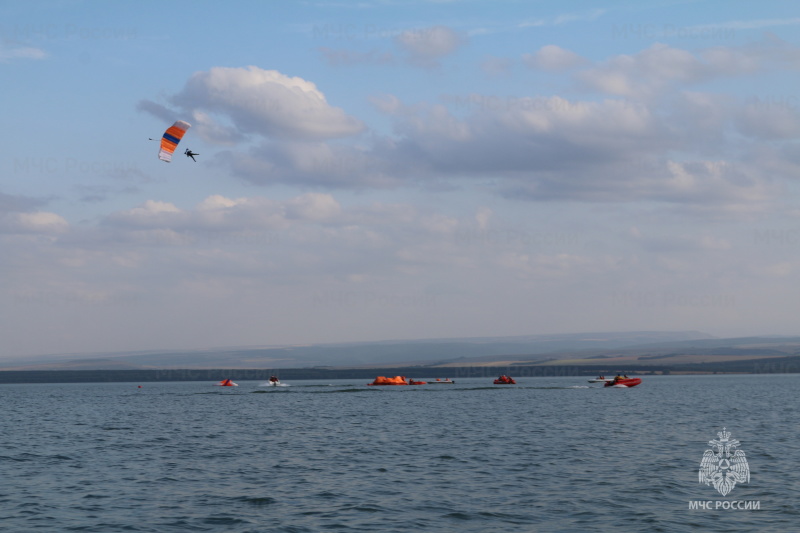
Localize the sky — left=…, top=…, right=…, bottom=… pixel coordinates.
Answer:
left=2, top=0, right=800, bottom=359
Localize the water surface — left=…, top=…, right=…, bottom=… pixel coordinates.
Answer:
left=1, top=375, right=796, bottom=531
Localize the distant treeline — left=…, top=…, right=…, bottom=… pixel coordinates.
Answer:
left=1, top=356, right=800, bottom=384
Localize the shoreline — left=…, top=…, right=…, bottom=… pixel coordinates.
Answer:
left=0, top=365, right=795, bottom=384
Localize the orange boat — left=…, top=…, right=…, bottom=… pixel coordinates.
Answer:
left=493, top=375, right=516, bottom=385
left=409, top=380, right=427, bottom=385
left=367, top=376, right=409, bottom=386
left=604, top=376, right=642, bottom=388
left=216, top=378, right=238, bottom=387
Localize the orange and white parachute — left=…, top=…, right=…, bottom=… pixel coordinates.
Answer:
left=158, top=120, right=191, bottom=162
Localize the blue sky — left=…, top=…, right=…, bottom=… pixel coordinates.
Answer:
left=2, top=0, right=800, bottom=359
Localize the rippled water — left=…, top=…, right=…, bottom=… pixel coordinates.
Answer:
left=1, top=375, right=798, bottom=531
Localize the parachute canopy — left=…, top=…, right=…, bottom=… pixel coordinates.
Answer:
left=158, top=120, right=191, bottom=162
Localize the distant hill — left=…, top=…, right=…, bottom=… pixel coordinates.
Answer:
left=4, top=331, right=800, bottom=381
left=436, top=335, right=800, bottom=371
left=0, top=330, right=715, bottom=370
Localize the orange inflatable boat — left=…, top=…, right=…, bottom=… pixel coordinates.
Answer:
left=367, top=376, right=409, bottom=386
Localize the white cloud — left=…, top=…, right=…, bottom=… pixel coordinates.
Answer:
left=105, top=200, right=186, bottom=230
left=0, top=192, right=46, bottom=212
left=385, top=95, right=664, bottom=177
left=394, top=25, right=467, bottom=67
left=579, top=39, right=800, bottom=99
left=106, top=194, right=348, bottom=237
left=335, top=83, right=792, bottom=211
left=169, top=66, right=365, bottom=141
left=523, top=45, right=588, bottom=71
left=480, top=55, right=512, bottom=77
left=736, top=99, right=800, bottom=140
left=130, top=200, right=181, bottom=215
left=369, top=93, right=404, bottom=114
left=0, top=193, right=67, bottom=235
left=5, top=212, right=69, bottom=234
left=140, top=41, right=800, bottom=214
left=0, top=43, right=46, bottom=62
left=190, top=110, right=244, bottom=145
left=286, top=193, right=342, bottom=221
left=136, top=100, right=175, bottom=124
left=197, top=195, right=244, bottom=210
left=496, top=252, right=594, bottom=279
left=578, top=43, right=707, bottom=97
left=475, top=207, right=491, bottom=230
left=221, top=140, right=401, bottom=189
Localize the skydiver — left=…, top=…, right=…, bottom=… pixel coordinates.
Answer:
left=184, top=148, right=198, bottom=162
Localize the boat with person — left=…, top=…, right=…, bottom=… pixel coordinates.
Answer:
left=259, top=375, right=288, bottom=387
left=429, top=378, right=455, bottom=384
left=604, top=376, right=642, bottom=388
left=493, top=375, right=516, bottom=385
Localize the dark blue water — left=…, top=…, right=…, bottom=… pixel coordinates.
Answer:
left=1, top=375, right=797, bottom=532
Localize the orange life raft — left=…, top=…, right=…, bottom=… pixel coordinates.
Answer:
left=367, top=376, right=409, bottom=386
